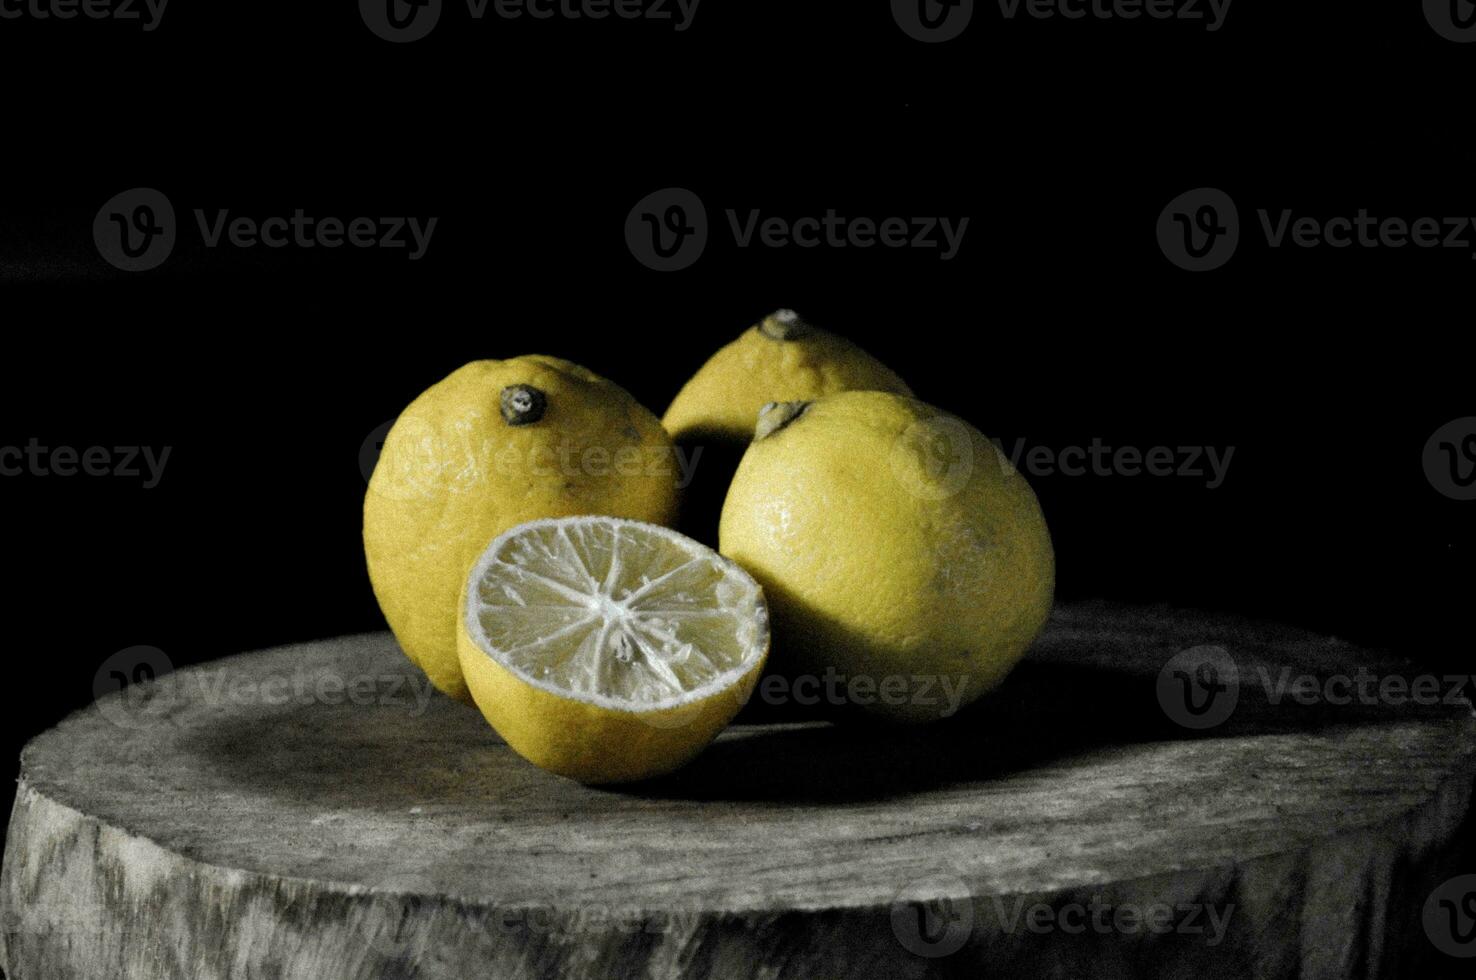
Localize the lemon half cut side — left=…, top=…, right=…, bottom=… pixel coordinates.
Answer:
left=457, top=516, right=769, bottom=783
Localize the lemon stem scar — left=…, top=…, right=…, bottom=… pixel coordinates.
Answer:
left=754, top=400, right=811, bottom=441
left=500, top=384, right=547, bottom=426
left=758, top=309, right=813, bottom=341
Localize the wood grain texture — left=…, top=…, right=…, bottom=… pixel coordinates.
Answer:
left=2, top=603, right=1474, bottom=979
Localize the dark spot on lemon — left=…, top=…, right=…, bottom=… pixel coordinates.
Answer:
left=500, top=385, right=547, bottom=426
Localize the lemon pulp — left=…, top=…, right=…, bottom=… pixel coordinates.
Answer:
left=459, top=516, right=768, bottom=782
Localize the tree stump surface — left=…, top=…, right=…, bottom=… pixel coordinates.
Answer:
left=2, top=603, right=1474, bottom=979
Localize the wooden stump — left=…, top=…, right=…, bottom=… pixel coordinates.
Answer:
left=2, top=604, right=1474, bottom=979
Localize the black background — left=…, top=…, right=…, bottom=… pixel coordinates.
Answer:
left=0, top=0, right=1472, bottom=929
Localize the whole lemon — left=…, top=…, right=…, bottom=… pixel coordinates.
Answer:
left=365, top=357, right=680, bottom=702
left=663, top=309, right=912, bottom=445
left=663, top=309, right=911, bottom=543
left=718, top=392, right=1054, bottom=722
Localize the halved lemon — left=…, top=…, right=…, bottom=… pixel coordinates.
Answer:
left=457, top=516, right=769, bottom=783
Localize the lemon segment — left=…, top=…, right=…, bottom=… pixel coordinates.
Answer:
left=458, top=516, right=769, bottom=783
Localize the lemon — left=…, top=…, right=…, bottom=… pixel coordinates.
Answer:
left=663, top=309, right=912, bottom=446
left=718, top=392, right=1054, bottom=723
left=663, top=309, right=911, bottom=543
left=457, top=516, right=769, bottom=783
left=364, top=357, right=680, bottom=703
